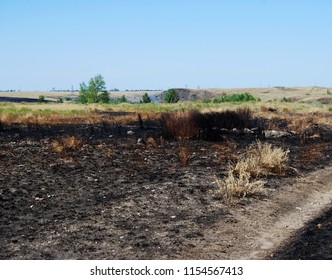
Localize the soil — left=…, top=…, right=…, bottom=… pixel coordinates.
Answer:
left=1, top=116, right=332, bottom=260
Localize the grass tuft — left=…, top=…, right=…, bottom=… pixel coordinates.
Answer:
left=215, top=170, right=266, bottom=204
left=51, top=136, right=83, bottom=155
left=216, top=141, right=289, bottom=203
left=234, top=141, right=289, bottom=177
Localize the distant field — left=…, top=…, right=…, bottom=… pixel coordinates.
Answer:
left=0, top=91, right=77, bottom=101
left=0, top=87, right=331, bottom=103
left=1, top=87, right=332, bottom=117
left=0, top=90, right=162, bottom=103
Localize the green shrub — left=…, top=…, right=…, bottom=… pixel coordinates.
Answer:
left=118, top=95, right=127, bottom=103
left=327, top=89, right=332, bottom=95
left=213, top=92, right=257, bottom=103
left=280, top=97, right=291, bottom=102
left=140, top=93, right=152, bottom=103
left=56, top=98, right=64, bottom=103
left=38, top=95, right=46, bottom=103
left=164, top=89, right=180, bottom=103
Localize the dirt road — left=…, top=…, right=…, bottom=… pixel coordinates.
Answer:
left=182, top=167, right=332, bottom=259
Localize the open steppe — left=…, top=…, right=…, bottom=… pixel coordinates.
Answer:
left=1, top=88, right=332, bottom=260
left=1, top=86, right=332, bottom=103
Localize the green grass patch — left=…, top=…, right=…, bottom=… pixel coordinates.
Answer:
left=0, top=104, right=86, bottom=117
left=0, top=106, right=32, bottom=115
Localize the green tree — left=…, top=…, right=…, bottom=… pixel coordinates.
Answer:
left=38, top=95, right=46, bottom=103
left=163, top=89, right=180, bottom=103
left=140, top=93, right=151, bottom=103
left=118, top=95, right=127, bottom=103
left=78, top=74, right=110, bottom=103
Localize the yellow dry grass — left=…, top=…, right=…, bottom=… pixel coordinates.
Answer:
left=216, top=171, right=266, bottom=203
left=216, top=141, right=289, bottom=203
left=234, top=141, right=289, bottom=177
left=51, top=136, right=82, bottom=154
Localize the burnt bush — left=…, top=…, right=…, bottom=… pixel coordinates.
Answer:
left=193, top=108, right=251, bottom=130
left=159, top=111, right=199, bottom=140
left=159, top=108, right=252, bottom=140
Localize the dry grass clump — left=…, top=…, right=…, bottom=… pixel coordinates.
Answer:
left=97, top=143, right=113, bottom=157
left=216, top=141, right=289, bottom=203
left=145, top=137, right=164, bottom=148
left=234, top=141, right=289, bottom=177
left=216, top=171, right=266, bottom=203
left=146, top=137, right=158, bottom=148
left=51, top=136, right=83, bottom=155
left=179, top=146, right=190, bottom=167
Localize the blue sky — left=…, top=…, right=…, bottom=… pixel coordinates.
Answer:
left=1, top=0, right=331, bottom=91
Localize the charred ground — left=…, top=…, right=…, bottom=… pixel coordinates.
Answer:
left=1, top=109, right=332, bottom=259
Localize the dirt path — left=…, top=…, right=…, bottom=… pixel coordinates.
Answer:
left=182, top=166, right=332, bottom=259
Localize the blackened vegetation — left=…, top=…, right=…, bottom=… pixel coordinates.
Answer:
left=159, top=108, right=253, bottom=140
left=0, top=121, right=157, bottom=142
left=271, top=207, right=332, bottom=260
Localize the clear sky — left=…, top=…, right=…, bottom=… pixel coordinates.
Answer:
left=1, top=0, right=331, bottom=91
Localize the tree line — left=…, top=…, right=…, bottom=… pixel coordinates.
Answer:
left=78, top=74, right=179, bottom=104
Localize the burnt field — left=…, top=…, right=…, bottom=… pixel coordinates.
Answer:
left=1, top=109, right=332, bottom=259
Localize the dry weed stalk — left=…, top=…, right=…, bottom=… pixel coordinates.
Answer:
left=107, top=146, right=113, bottom=157
left=159, top=136, right=165, bottom=146
left=179, top=146, right=190, bottom=167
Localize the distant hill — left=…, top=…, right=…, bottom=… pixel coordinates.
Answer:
left=158, top=86, right=332, bottom=103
